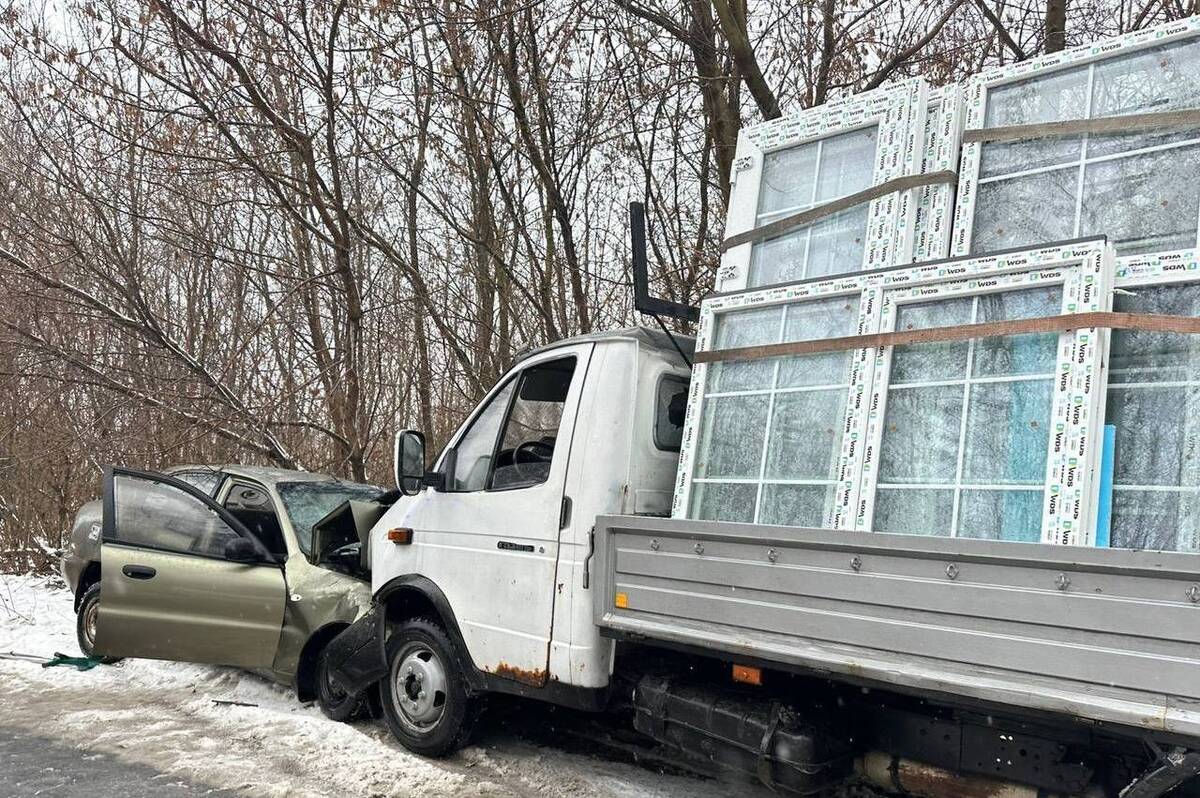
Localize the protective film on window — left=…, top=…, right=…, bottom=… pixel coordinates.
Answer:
left=953, top=18, right=1200, bottom=267
left=674, top=240, right=1113, bottom=549
left=716, top=80, right=926, bottom=293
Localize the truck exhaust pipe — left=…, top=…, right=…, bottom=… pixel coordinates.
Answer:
left=856, top=751, right=1090, bottom=798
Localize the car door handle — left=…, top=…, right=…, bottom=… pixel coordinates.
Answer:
left=122, top=564, right=157, bottom=580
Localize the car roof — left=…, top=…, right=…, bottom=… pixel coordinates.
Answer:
left=167, top=464, right=376, bottom=489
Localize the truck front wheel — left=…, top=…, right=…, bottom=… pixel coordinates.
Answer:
left=380, top=618, right=478, bottom=757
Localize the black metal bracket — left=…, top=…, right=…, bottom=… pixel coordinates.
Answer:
left=1122, top=747, right=1200, bottom=798
left=630, top=202, right=699, bottom=324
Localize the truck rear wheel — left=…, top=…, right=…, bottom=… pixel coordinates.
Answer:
left=380, top=617, right=477, bottom=757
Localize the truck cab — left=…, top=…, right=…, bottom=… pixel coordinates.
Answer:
left=343, top=327, right=690, bottom=753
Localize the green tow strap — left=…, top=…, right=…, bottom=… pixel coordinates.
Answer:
left=40, top=652, right=104, bottom=671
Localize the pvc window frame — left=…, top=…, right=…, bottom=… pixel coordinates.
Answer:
left=950, top=17, right=1200, bottom=266
left=717, top=79, right=927, bottom=293
left=858, top=241, right=1112, bottom=544
left=1105, top=253, right=1200, bottom=551
left=675, top=239, right=1114, bottom=547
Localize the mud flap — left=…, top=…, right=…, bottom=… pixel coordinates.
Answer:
left=324, top=607, right=388, bottom=694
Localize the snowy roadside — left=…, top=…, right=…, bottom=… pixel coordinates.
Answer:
left=0, top=573, right=737, bottom=798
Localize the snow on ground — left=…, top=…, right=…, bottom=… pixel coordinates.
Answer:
left=0, top=573, right=742, bottom=798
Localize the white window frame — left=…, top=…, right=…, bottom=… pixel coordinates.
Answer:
left=908, top=85, right=965, bottom=263
left=673, top=273, right=877, bottom=528
left=1105, top=251, right=1200, bottom=551
left=858, top=241, right=1112, bottom=544
left=717, top=79, right=927, bottom=293
left=676, top=240, right=1114, bottom=547
left=950, top=17, right=1200, bottom=264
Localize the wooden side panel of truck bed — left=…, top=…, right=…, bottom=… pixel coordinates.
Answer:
left=593, top=515, right=1200, bottom=740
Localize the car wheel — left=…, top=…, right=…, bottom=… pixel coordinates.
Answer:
left=380, top=617, right=478, bottom=757
left=76, top=583, right=121, bottom=664
left=316, top=649, right=364, bottom=722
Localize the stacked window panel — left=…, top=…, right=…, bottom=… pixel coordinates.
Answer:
left=674, top=241, right=1113, bottom=546
left=950, top=17, right=1200, bottom=550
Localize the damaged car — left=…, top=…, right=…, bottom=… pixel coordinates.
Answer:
left=61, top=464, right=393, bottom=719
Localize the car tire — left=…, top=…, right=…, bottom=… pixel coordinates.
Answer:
left=380, top=617, right=478, bottom=757
left=316, top=648, right=364, bottom=722
left=76, top=583, right=121, bottom=664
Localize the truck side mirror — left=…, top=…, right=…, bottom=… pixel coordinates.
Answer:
left=394, top=429, right=427, bottom=496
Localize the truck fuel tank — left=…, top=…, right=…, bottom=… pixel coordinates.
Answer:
left=632, top=674, right=853, bottom=795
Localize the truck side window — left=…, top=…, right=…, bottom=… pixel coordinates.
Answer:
left=451, top=379, right=518, bottom=492
left=655, top=375, right=689, bottom=452
left=489, top=357, right=576, bottom=490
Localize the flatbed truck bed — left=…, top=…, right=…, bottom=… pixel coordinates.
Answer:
left=594, top=514, right=1200, bottom=743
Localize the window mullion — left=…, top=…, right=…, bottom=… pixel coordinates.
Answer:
left=752, top=309, right=791, bottom=523
left=949, top=297, right=980, bottom=537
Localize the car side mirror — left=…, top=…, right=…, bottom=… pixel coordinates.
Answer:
left=225, top=537, right=262, bottom=563
left=394, top=429, right=427, bottom=497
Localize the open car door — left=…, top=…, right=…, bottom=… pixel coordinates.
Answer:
left=93, top=467, right=286, bottom=668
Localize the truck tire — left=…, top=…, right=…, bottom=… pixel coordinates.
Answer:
left=380, top=617, right=478, bottom=757
left=76, top=583, right=121, bottom=664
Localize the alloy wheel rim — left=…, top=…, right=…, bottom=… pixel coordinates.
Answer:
left=390, top=642, right=449, bottom=733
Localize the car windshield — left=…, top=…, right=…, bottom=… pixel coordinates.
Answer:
left=275, top=480, right=384, bottom=555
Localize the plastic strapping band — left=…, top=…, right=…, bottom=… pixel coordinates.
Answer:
left=756, top=701, right=783, bottom=789
left=695, top=311, right=1200, bottom=365
left=962, top=108, right=1200, bottom=144
left=719, top=170, right=959, bottom=253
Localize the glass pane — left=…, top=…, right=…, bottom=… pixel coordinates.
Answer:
left=889, top=296, right=973, bottom=383
left=750, top=228, right=809, bottom=288
left=802, top=205, right=870, bottom=279
left=980, top=67, right=1088, bottom=178
left=878, top=385, right=964, bottom=483
left=694, top=394, right=769, bottom=479
left=970, top=168, right=1077, bottom=255
left=1089, top=38, right=1200, bottom=158
left=690, top=482, right=758, bottom=523
left=873, top=488, right=954, bottom=536
left=979, top=136, right=1083, bottom=179
left=815, top=126, right=878, bottom=202
left=654, top=376, right=688, bottom=452
left=1107, top=385, right=1200, bottom=487
left=962, top=380, right=1053, bottom=485
left=759, top=484, right=834, bottom=528
left=1110, top=284, right=1200, bottom=382
left=984, top=64, right=1090, bottom=128
left=452, top=379, right=517, bottom=492
left=1080, top=145, right=1200, bottom=256
left=491, top=358, right=575, bottom=490
left=778, top=295, right=858, bottom=388
left=112, top=475, right=241, bottom=558
left=973, top=287, right=1062, bottom=377
left=764, top=389, right=843, bottom=480
left=958, top=489, right=1043, bottom=542
left=1110, top=489, right=1200, bottom=552
left=710, top=306, right=781, bottom=392
left=759, top=141, right=819, bottom=219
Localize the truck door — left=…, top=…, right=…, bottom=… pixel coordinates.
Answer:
left=93, top=467, right=287, bottom=668
left=400, top=344, right=592, bottom=686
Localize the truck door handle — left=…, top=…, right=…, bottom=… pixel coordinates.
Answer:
left=122, top=564, right=156, bottom=580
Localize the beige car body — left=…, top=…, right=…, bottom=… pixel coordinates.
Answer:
left=62, top=465, right=379, bottom=700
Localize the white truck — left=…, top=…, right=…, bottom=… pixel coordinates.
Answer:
left=326, top=213, right=1200, bottom=798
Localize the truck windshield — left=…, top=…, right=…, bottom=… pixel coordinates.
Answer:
left=276, top=481, right=384, bottom=555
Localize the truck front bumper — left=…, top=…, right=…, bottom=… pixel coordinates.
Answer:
left=323, top=606, right=388, bottom=695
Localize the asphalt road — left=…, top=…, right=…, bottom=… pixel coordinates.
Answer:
left=0, top=724, right=233, bottom=797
